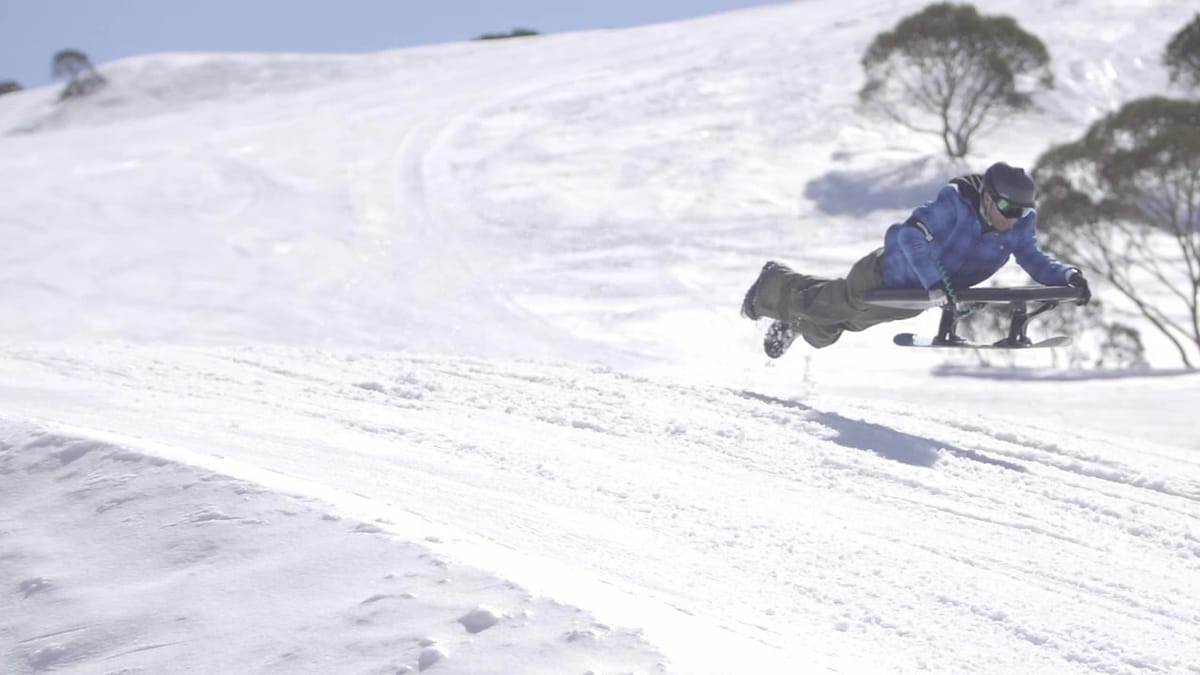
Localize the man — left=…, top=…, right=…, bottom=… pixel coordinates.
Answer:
left=740, top=162, right=1091, bottom=357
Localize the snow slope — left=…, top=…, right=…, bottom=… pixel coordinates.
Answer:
left=2, top=1, right=1199, bottom=673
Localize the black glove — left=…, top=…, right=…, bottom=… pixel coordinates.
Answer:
left=1067, top=270, right=1091, bottom=305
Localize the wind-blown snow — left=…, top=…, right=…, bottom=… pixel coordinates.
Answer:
left=2, top=1, right=1199, bottom=673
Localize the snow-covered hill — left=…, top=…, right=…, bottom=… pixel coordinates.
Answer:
left=2, top=1, right=1198, bottom=673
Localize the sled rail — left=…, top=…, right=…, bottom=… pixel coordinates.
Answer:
left=862, top=285, right=1083, bottom=309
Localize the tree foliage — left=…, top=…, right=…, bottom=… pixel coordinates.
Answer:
left=51, top=48, right=107, bottom=100
left=52, top=49, right=94, bottom=79
left=1165, top=13, right=1200, bottom=90
left=859, top=2, right=1052, bottom=158
left=0, top=80, right=21, bottom=96
left=475, top=28, right=540, bottom=41
left=1035, top=97, right=1200, bottom=367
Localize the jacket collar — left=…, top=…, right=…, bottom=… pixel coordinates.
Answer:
left=949, top=174, right=997, bottom=233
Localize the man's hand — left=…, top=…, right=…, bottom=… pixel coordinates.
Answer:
left=1067, top=270, right=1091, bottom=305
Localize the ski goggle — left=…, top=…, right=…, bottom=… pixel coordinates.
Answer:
left=993, top=194, right=1034, bottom=219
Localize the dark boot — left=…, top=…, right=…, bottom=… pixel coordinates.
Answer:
left=741, top=261, right=782, bottom=320
left=742, top=261, right=821, bottom=322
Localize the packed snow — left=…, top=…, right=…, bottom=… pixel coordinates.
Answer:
left=2, top=1, right=1199, bottom=673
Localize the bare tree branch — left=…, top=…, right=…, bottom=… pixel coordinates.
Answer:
left=1037, top=97, right=1200, bottom=367
left=860, top=4, right=1051, bottom=158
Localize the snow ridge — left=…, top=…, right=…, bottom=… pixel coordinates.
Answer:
left=0, top=424, right=665, bottom=674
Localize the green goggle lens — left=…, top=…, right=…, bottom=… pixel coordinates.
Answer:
left=995, top=196, right=1033, bottom=219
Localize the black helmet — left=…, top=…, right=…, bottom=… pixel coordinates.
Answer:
left=982, top=162, right=1036, bottom=208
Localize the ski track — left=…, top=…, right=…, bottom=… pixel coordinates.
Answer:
left=2, top=343, right=1199, bottom=673
left=843, top=402, right=1200, bottom=510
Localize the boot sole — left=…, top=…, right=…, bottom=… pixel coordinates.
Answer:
left=763, top=320, right=798, bottom=359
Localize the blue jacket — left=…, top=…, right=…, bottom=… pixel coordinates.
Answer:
left=881, top=174, right=1076, bottom=291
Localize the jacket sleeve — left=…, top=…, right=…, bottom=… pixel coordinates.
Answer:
left=1012, top=214, right=1077, bottom=285
left=895, top=225, right=945, bottom=289
left=894, top=187, right=959, bottom=290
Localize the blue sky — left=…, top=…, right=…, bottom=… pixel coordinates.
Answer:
left=1, top=0, right=779, bottom=88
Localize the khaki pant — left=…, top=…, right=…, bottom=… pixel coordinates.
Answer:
left=748, top=248, right=923, bottom=348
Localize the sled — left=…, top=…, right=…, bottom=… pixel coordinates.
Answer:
left=862, top=285, right=1086, bottom=348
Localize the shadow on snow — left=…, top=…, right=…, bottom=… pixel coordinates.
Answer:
left=803, top=157, right=960, bottom=218
left=738, top=391, right=1027, bottom=473
left=932, top=365, right=1198, bottom=381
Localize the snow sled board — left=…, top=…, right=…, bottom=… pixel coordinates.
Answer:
left=893, top=333, right=1072, bottom=349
